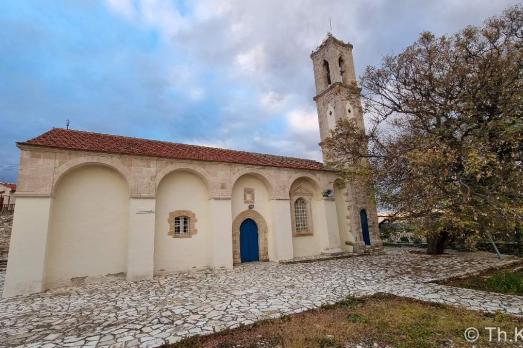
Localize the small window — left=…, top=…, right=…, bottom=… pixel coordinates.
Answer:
left=168, top=210, right=197, bottom=238
left=323, top=60, right=331, bottom=85
left=327, top=104, right=335, bottom=129
left=174, top=216, right=190, bottom=235
left=338, top=56, right=345, bottom=82
left=294, top=198, right=309, bottom=232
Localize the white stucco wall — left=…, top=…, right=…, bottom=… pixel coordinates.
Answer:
left=154, top=170, right=211, bottom=271
left=209, top=198, right=233, bottom=268
left=270, top=199, right=293, bottom=261
left=231, top=174, right=273, bottom=260
left=290, top=178, right=325, bottom=258
left=3, top=197, right=51, bottom=297
left=127, top=198, right=156, bottom=280
left=45, top=165, right=129, bottom=287
left=291, top=199, right=325, bottom=258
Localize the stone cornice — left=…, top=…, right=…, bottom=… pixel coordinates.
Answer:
left=310, top=33, right=353, bottom=58
left=313, top=82, right=361, bottom=102
left=14, top=192, right=51, bottom=198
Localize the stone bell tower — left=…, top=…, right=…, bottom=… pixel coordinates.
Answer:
left=311, top=33, right=364, bottom=156
left=311, top=33, right=383, bottom=253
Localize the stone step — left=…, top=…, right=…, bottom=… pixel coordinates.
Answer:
left=280, top=249, right=385, bottom=265
left=280, top=253, right=355, bottom=264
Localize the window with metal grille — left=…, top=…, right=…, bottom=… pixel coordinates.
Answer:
left=174, top=216, right=190, bottom=235
left=294, top=198, right=308, bottom=232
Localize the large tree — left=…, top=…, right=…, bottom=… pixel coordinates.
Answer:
left=323, top=6, right=523, bottom=254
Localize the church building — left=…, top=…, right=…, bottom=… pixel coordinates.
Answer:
left=3, top=34, right=382, bottom=298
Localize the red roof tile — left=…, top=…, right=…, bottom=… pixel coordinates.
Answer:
left=19, top=128, right=328, bottom=171
left=0, top=182, right=16, bottom=191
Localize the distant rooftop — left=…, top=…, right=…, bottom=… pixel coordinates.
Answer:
left=0, top=182, right=16, bottom=191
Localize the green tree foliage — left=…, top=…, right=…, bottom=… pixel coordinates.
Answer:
left=323, top=6, right=523, bottom=254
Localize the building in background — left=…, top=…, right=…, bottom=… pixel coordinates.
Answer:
left=0, top=182, right=16, bottom=214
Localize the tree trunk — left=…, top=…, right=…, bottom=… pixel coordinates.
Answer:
left=516, top=225, right=522, bottom=257
left=426, top=231, right=449, bottom=255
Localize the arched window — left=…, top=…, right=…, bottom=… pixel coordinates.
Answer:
left=338, top=56, right=345, bottom=82
left=290, top=183, right=314, bottom=236
left=323, top=60, right=331, bottom=85
left=294, top=198, right=309, bottom=233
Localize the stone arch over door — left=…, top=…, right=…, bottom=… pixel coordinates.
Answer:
left=232, top=209, right=269, bottom=265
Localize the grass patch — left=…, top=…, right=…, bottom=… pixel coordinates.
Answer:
left=321, top=295, right=362, bottom=310
left=445, top=265, right=523, bottom=295
left=164, top=294, right=523, bottom=348
left=346, top=313, right=367, bottom=323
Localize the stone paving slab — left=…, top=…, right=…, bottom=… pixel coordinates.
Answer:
left=384, top=281, right=523, bottom=316
left=0, top=248, right=521, bottom=347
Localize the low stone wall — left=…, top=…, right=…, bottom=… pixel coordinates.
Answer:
left=475, top=241, right=523, bottom=257
left=0, top=213, right=13, bottom=267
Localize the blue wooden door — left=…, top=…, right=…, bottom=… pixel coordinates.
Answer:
left=360, top=209, right=371, bottom=245
left=240, top=218, right=259, bottom=262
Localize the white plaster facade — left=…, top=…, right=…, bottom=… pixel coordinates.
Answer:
left=3, top=34, right=383, bottom=298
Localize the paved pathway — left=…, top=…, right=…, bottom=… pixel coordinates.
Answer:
left=0, top=248, right=521, bottom=347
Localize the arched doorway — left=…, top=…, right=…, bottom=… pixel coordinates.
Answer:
left=232, top=209, right=269, bottom=265
left=360, top=209, right=371, bottom=245
left=240, top=218, right=259, bottom=262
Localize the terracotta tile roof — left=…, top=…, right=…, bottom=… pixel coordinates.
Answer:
left=19, top=128, right=329, bottom=171
left=0, top=182, right=16, bottom=191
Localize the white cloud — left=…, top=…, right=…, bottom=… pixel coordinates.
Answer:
left=105, top=0, right=188, bottom=36
left=286, top=107, right=319, bottom=135
left=139, top=0, right=188, bottom=37
left=106, top=0, right=137, bottom=19
left=259, top=91, right=287, bottom=112
left=188, top=88, right=204, bottom=101
left=235, top=45, right=266, bottom=76
left=166, top=65, right=206, bottom=101
left=193, top=0, right=233, bottom=21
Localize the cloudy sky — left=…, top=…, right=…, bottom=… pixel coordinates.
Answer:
left=0, top=0, right=518, bottom=182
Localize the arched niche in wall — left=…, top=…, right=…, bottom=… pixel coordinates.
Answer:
left=45, top=164, right=130, bottom=287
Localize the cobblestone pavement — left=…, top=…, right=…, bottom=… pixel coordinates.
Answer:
left=0, top=248, right=521, bottom=348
